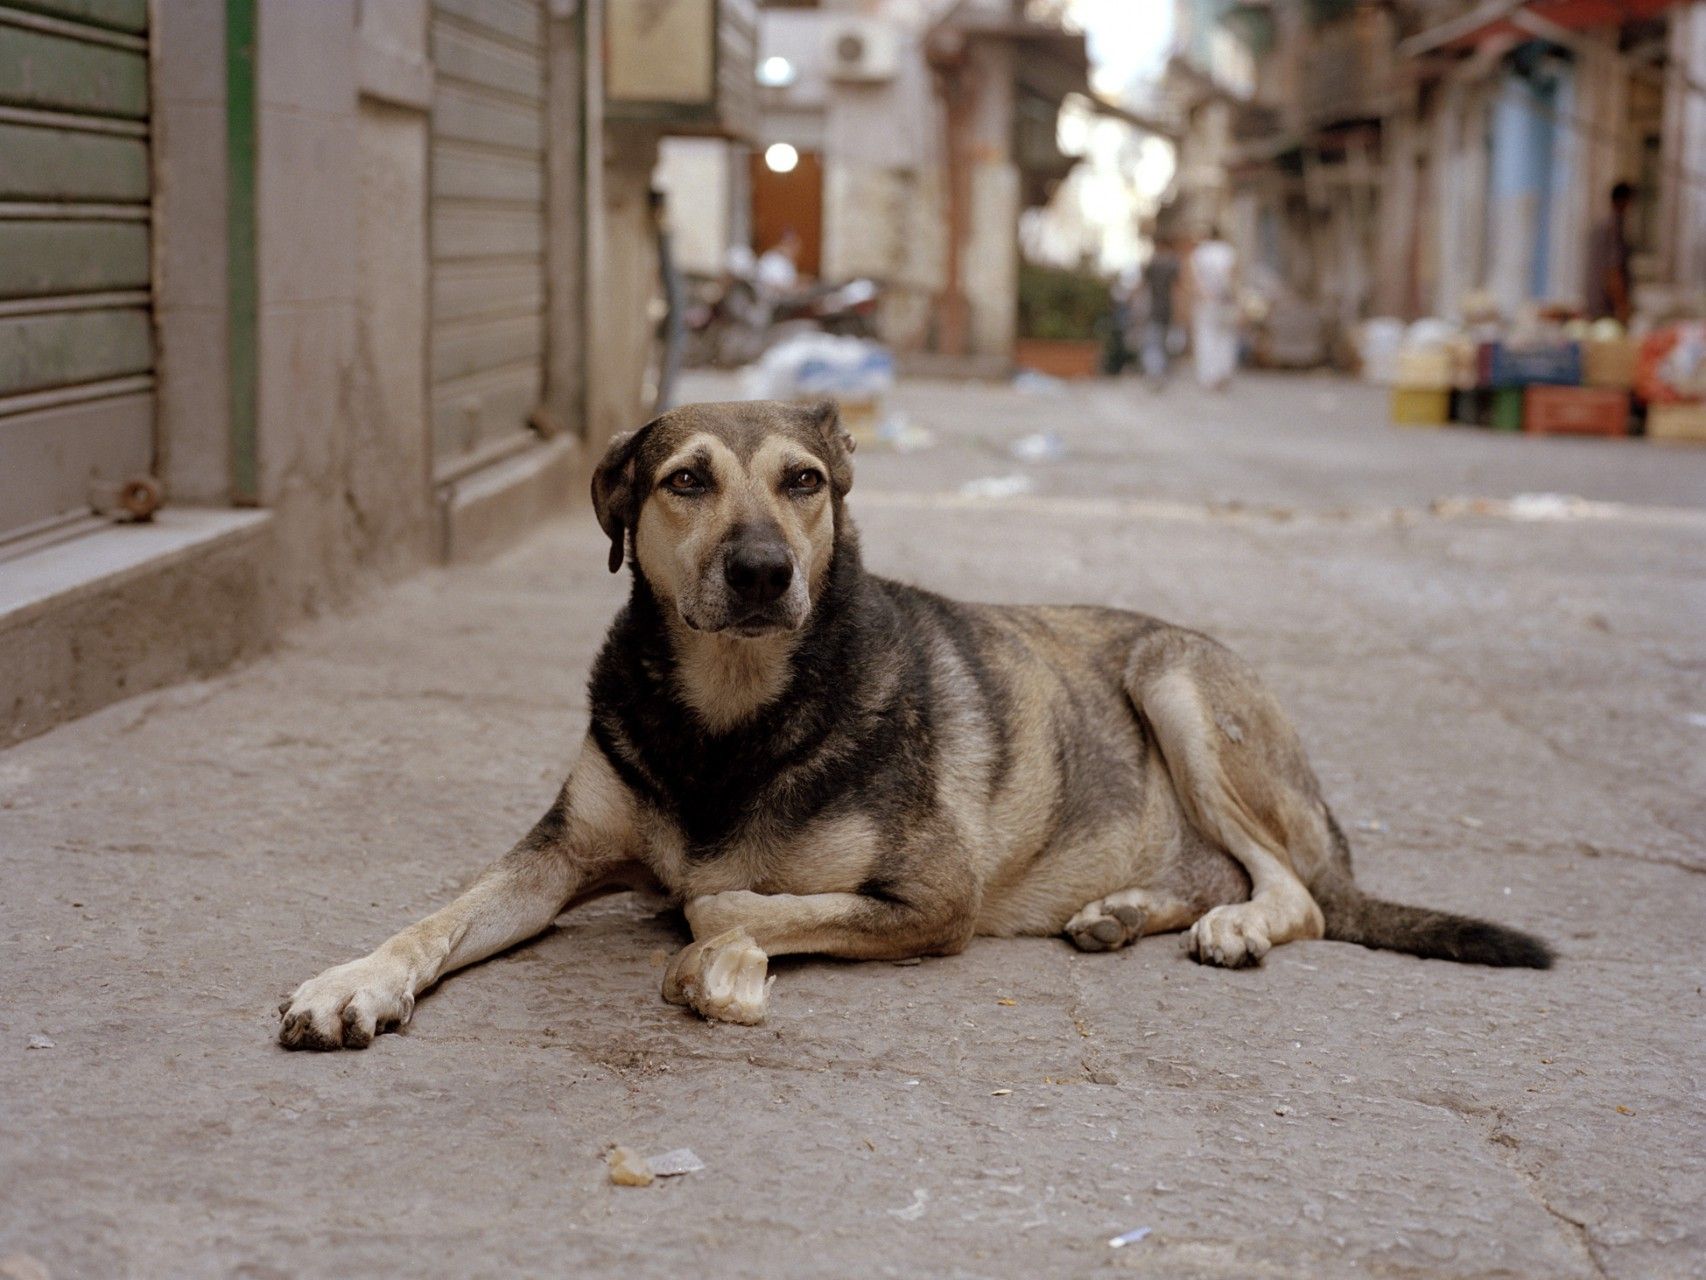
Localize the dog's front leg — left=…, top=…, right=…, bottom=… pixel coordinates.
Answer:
left=662, top=883, right=976, bottom=1025
left=278, top=738, right=636, bottom=1050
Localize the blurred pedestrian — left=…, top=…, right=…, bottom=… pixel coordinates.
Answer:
left=1586, top=181, right=1635, bottom=325
left=1141, top=233, right=1182, bottom=387
left=1101, top=270, right=1137, bottom=376
left=756, top=228, right=801, bottom=299
left=1189, top=227, right=1238, bottom=390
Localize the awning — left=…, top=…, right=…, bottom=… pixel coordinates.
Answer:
left=1398, top=0, right=1686, bottom=59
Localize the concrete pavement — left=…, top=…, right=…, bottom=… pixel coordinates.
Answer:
left=2, top=372, right=1703, bottom=1278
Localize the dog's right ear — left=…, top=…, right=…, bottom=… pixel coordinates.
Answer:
left=591, top=424, right=650, bottom=574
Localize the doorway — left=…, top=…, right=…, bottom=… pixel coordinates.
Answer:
left=749, top=146, right=823, bottom=277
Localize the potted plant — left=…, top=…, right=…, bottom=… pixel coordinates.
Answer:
left=1015, top=264, right=1113, bottom=378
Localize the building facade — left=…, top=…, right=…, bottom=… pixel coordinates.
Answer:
left=1164, top=0, right=1706, bottom=349
left=657, top=0, right=1100, bottom=366
left=0, top=0, right=754, bottom=743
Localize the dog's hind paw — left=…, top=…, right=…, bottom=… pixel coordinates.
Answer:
left=1185, top=903, right=1271, bottom=968
left=662, top=927, right=773, bottom=1025
left=1065, top=894, right=1149, bottom=952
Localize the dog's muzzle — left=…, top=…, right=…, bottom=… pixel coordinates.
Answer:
left=698, top=536, right=801, bottom=635
left=724, top=541, right=793, bottom=606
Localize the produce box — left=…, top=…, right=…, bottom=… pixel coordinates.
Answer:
left=1391, top=387, right=1449, bottom=426
left=1582, top=338, right=1636, bottom=389
left=1646, top=402, right=1706, bottom=444
left=1636, top=325, right=1706, bottom=403
left=1492, top=387, right=1524, bottom=432
left=1523, top=386, right=1629, bottom=438
left=1448, top=340, right=1481, bottom=390
left=1482, top=341, right=1581, bottom=388
left=1395, top=348, right=1453, bottom=390
left=1450, top=388, right=1491, bottom=426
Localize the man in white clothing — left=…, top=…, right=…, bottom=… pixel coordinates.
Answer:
left=1189, top=229, right=1238, bottom=390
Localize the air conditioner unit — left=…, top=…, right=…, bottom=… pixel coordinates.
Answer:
left=823, top=18, right=899, bottom=83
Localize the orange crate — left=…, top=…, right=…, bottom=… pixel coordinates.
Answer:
left=1582, top=338, right=1636, bottom=389
left=1523, top=386, right=1628, bottom=437
left=1647, top=402, right=1706, bottom=444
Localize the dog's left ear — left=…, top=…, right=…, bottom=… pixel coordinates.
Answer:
left=807, top=399, right=856, bottom=495
left=591, top=422, right=653, bottom=573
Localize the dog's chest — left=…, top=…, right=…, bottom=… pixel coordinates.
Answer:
left=641, top=809, right=883, bottom=902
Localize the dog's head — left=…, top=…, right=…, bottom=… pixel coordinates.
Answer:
left=591, top=400, right=856, bottom=637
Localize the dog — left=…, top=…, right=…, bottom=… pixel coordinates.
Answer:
left=279, top=400, right=1551, bottom=1049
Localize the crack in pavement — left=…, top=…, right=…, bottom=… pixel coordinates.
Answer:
left=1456, top=1107, right=1612, bottom=1280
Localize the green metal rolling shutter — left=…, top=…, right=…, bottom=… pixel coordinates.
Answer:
left=0, top=0, right=154, bottom=541
left=429, top=0, right=547, bottom=476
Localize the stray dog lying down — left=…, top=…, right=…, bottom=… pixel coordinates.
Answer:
left=279, top=400, right=1550, bottom=1049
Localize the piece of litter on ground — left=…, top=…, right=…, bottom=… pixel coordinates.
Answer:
left=26, top=1035, right=53, bottom=1050
left=607, top=1145, right=654, bottom=1187
left=646, top=1148, right=705, bottom=1178
left=1012, top=369, right=1066, bottom=395
left=1507, top=492, right=1588, bottom=521
left=876, top=414, right=935, bottom=453
left=990, top=1088, right=1012, bottom=1096
left=996, top=998, right=1016, bottom=1006
left=1009, top=431, right=1065, bottom=463
left=1616, top=1105, right=1635, bottom=1115
left=889, top=1188, right=930, bottom=1221
left=1458, top=815, right=1484, bottom=829
left=958, top=473, right=1034, bottom=501
left=1355, top=818, right=1387, bottom=834
left=1108, top=1226, right=1152, bottom=1249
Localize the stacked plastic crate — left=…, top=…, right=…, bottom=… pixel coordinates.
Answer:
left=1389, top=334, right=1454, bottom=426
left=1638, top=325, right=1706, bottom=444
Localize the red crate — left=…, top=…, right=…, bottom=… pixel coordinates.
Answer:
left=1523, top=386, right=1629, bottom=438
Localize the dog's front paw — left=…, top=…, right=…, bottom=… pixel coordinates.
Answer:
left=662, top=927, right=772, bottom=1025
left=278, top=954, right=415, bottom=1050
left=1185, top=903, right=1271, bottom=969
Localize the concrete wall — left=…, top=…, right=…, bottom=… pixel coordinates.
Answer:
left=818, top=21, right=946, bottom=344
left=352, top=0, right=435, bottom=580
left=960, top=39, right=1019, bottom=359
left=1661, top=7, right=1706, bottom=302
left=151, top=0, right=230, bottom=507
left=1, top=0, right=623, bottom=744
left=592, top=126, right=663, bottom=445
left=656, top=138, right=737, bottom=277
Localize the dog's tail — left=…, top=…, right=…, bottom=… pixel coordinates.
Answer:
left=1311, top=813, right=1553, bottom=969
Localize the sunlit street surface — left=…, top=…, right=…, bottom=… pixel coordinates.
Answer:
left=4, top=371, right=1702, bottom=1277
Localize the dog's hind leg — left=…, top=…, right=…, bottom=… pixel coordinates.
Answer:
left=278, top=737, right=640, bottom=1049
left=1125, top=630, right=1329, bottom=968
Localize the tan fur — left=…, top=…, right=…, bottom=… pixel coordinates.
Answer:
left=669, top=627, right=799, bottom=734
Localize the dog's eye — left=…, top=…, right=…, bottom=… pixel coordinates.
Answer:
left=663, top=469, right=704, bottom=494
left=790, top=468, right=825, bottom=493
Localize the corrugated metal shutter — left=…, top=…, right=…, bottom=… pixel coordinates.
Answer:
left=429, top=0, right=546, bottom=477
left=0, top=0, right=154, bottom=542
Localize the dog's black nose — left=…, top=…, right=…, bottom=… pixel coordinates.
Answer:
left=724, top=542, right=793, bottom=605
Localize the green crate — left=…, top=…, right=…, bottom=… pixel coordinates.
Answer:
left=1492, top=387, right=1524, bottom=433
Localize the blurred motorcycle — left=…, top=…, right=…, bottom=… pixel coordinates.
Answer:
left=684, top=273, right=881, bottom=368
